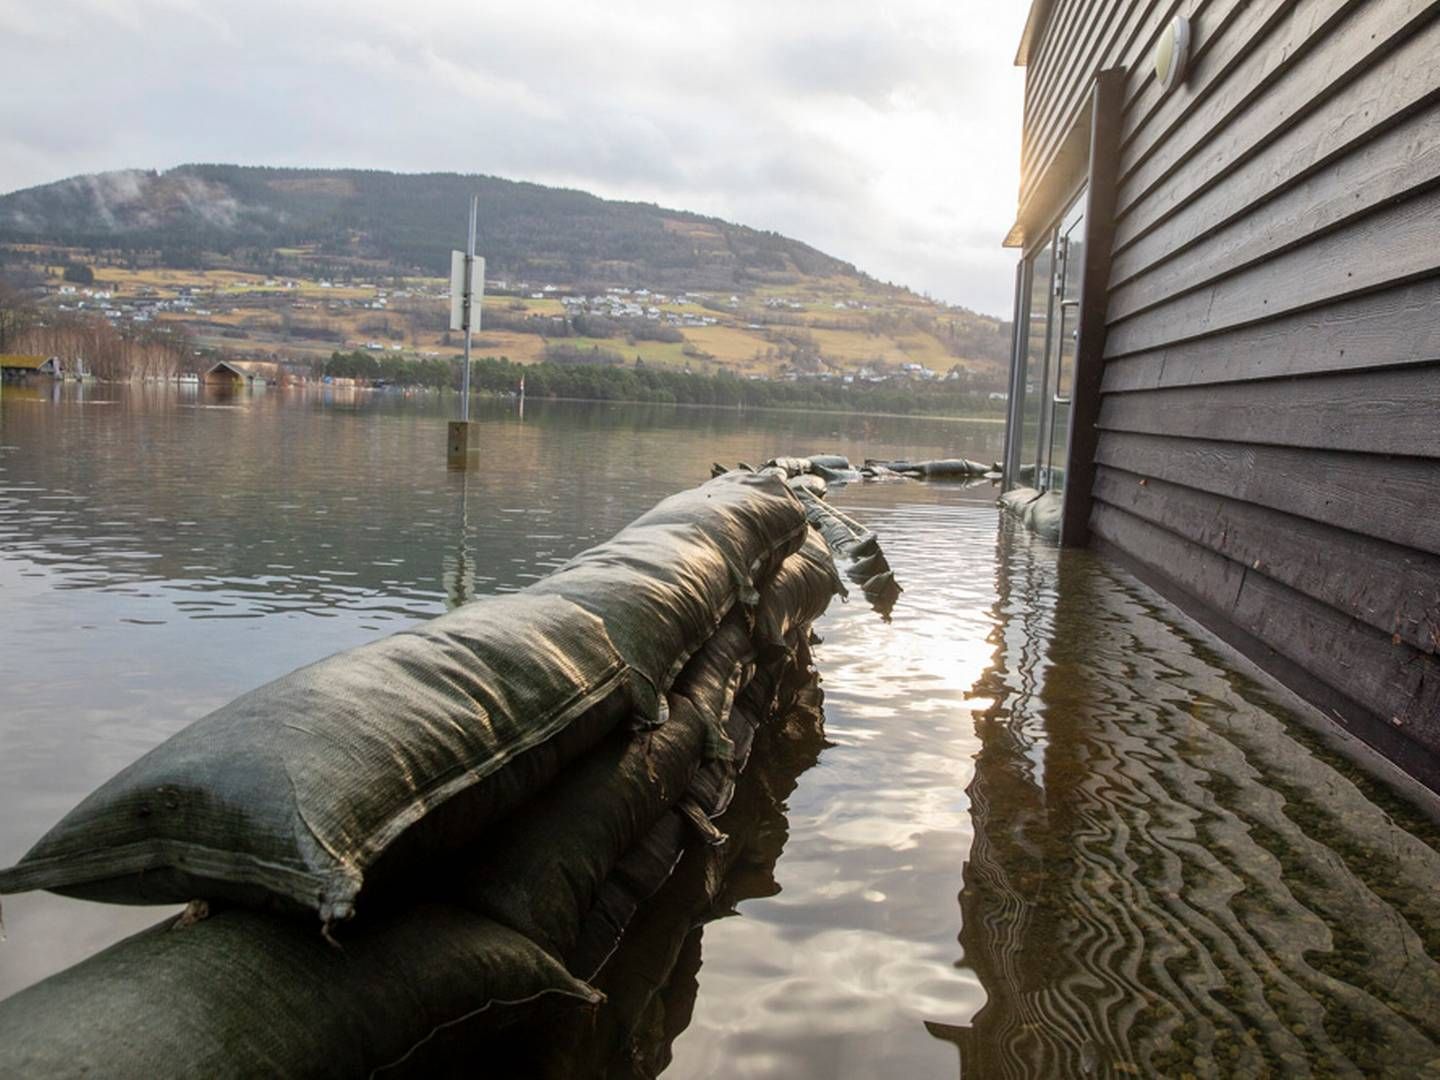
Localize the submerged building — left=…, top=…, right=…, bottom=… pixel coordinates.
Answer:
left=1000, top=2, right=1440, bottom=788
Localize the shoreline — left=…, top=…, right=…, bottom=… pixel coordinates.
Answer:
left=58, top=378, right=1011, bottom=424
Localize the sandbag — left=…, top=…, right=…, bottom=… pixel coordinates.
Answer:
left=810, top=463, right=860, bottom=485
left=458, top=601, right=772, bottom=959
left=569, top=547, right=838, bottom=982
left=568, top=642, right=811, bottom=981
left=0, top=904, right=599, bottom=1079
left=0, top=593, right=635, bottom=922
left=527, top=470, right=807, bottom=725
left=863, top=457, right=989, bottom=478
left=535, top=672, right=830, bottom=1079
left=794, top=486, right=879, bottom=562
left=459, top=695, right=708, bottom=959
left=917, top=458, right=990, bottom=477
left=786, top=473, right=828, bottom=499
left=752, top=528, right=845, bottom=658
left=1000, top=486, right=1062, bottom=541
left=766, top=455, right=812, bottom=475
left=858, top=462, right=908, bottom=483
left=793, top=490, right=902, bottom=619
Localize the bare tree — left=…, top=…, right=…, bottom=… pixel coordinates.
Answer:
left=0, top=280, right=35, bottom=354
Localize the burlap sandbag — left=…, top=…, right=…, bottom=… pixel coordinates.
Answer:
left=454, top=616, right=754, bottom=955
left=0, top=904, right=599, bottom=1079
left=526, top=470, right=807, bottom=726
left=0, top=593, right=634, bottom=922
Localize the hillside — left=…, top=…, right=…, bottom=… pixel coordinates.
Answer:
left=0, top=165, right=1012, bottom=389
left=0, top=165, right=855, bottom=290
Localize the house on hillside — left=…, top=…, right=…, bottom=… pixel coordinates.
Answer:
left=999, top=2, right=1440, bottom=789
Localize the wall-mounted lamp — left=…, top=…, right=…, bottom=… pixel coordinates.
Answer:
left=1154, top=15, right=1192, bottom=92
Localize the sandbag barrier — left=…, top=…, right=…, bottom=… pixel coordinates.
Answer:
left=863, top=456, right=1000, bottom=481
left=713, top=452, right=1003, bottom=492
left=1000, top=486, right=1062, bottom=541
left=792, top=486, right=903, bottom=621
left=0, top=470, right=883, bottom=1077
left=711, top=459, right=903, bottom=620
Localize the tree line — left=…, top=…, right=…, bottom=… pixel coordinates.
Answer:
left=315, top=349, right=1004, bottom=416
left=0, top=286, right=197, bottom=379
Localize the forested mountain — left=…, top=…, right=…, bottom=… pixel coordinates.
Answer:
left=0, top=165, right=857, bottom=288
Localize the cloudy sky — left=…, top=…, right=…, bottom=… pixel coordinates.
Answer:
left=0, top=0, right=1027, bottom=315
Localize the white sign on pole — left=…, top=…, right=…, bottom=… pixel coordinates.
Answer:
left=448, top=252, right=487, bottom=331
left=449, top=250, right=467, bottom=331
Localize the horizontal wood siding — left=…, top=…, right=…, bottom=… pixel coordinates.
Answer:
left=1091, top=468, right=1440, bottom=655
left=1096, top=364, right=1440, bottom=457
left=1019, top=0, right=1175, bottom=210
left=1090, top=503, right=1440, bottom=754
left=1017, top=0, right=1440, bottom=775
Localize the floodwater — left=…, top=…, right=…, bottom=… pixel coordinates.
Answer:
left=1, top=382, right=1438, bottom=1078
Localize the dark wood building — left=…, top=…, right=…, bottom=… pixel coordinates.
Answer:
left=1001, top=1, right=1440, bottom=788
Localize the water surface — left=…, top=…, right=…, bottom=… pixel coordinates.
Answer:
left=1, top=384, right=1436, bottom=1077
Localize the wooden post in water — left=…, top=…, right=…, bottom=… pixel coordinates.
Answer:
left=447, top=195, right=484, bottom=467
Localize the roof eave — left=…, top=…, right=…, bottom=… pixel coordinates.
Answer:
left=1014, top=0, right=1058, bottom=66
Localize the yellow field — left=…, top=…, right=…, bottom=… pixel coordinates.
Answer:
left=21, top=246, right=1008, bottom=383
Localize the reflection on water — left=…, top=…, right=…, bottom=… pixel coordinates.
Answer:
left=506, top=692, right=832, bottom=1079
left=0, top=383, right=1004, bottom=1009
left=2, top=384, right=1438, bottom=1079
left=953, top=522, right=1440, bottom=1079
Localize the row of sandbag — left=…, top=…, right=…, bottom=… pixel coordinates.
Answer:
left=863, top=456, right=998, bottom=479
left=746, top=452, right=1003, bottom=486
left=518, top=667, right=829, bottom=1077
left=0, top=475, right=851, bottom=1076
left=712, top=461, right=903, bottom=620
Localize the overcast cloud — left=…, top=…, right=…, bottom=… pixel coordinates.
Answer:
left=0, top=0, right=1027, bottom=315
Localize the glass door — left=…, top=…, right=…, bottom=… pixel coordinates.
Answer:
left=1005, top=186, right=1085, bottom=495
left=1014, top=238, right=1054, bottom=483
left=1040, top=196, right=1085, bottom=494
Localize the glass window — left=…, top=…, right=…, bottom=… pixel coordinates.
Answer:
left=1013, top=235, right=1053, bottom=488
left=1005, top=186, right=1086, bottom=497
left=1044, top=197, right=1085, bottom=494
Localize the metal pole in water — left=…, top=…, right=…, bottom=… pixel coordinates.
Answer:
left=447, top=194, right=483, bottom=465
left=461, top=194, right=477, bottom=422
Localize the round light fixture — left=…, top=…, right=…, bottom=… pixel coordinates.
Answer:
left=1155, top=15, right=1192, bottom=92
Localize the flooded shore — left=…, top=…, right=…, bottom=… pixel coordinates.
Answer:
left=1, top=384, right=1436, bottom=1076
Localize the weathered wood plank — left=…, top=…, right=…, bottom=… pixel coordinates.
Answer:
left=1092, top=466, right=1440, bottom=652
left=1022, top=0, right=1093, bottom=174
left=1025, top=0, right=1100, bottom=119
left=1119, top=0, right=1292, bottom=161
left=1096, top=363, right=1440, bottom=457
left=1090, top=502, right=1440, bottom=752
left=1100, top=277, right=1440, bottom=393
left=1022, top=0, right=1123, bottom=178
left=1111, top=18, right=1440, bottom=284
left=1017, top=0, right=1061, bottom=68
left=1109, top=100, right=1440, bottom=319
left=1092, top=431, right=1440, bottom=556
left=1115, top=0, right=1436, bottom=241
left=1023, top=0, right=1109, bottom=167
left=1022, top=0, right=1176, bottom=208
left=1104, top=187, right=1440, bottom=358
left=1022, top=0, right=1080, bottom=146
left=1116, top=0, right=1401, bottom=221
